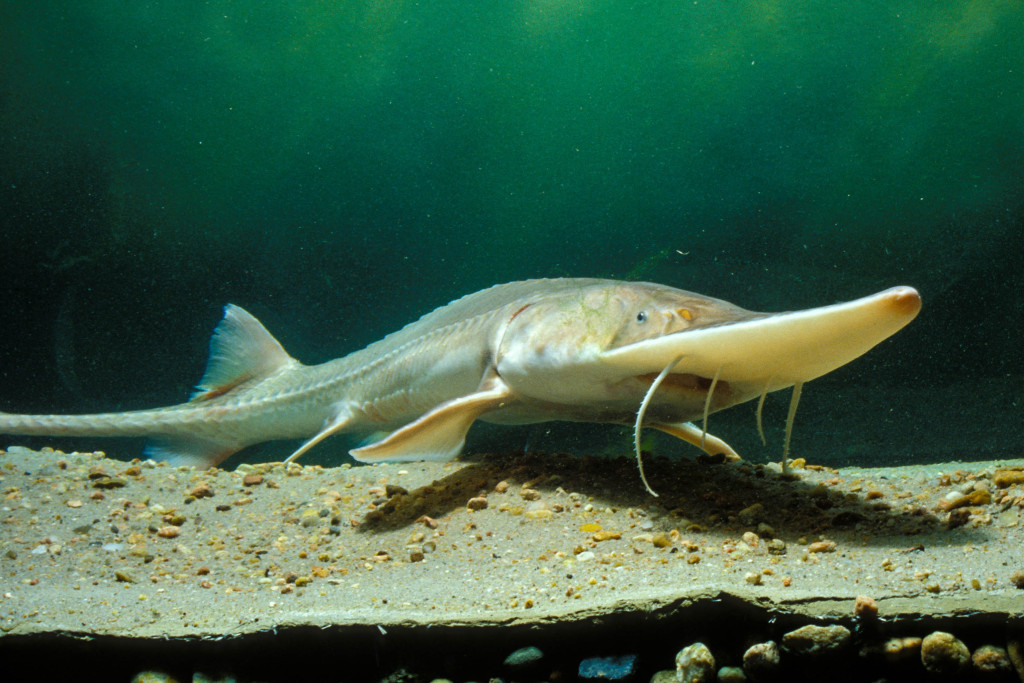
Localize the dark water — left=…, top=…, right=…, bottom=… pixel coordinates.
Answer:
left=1, top=1, right=1022, bottom=468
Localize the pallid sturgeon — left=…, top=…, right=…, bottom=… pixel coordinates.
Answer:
left=0, top=279, right=921, bottom=493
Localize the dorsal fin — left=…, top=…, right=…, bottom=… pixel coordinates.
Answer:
left=190, top=304, right=296, bottom=401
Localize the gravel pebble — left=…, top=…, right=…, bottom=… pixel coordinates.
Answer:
left=503, top=645, right=544, bottom=670
left=853, top=595, right=878, bottom=619
left=781, top=624, right=851, bottom=657
left=971, top=644, right=1013, bottom=673
left=742, top=641, right=779, bottom=681
left=675, top=642, right=715, bottom=683
left=920, top=631, right=970, bottom=674
left=716, top=666, right=746, bottom=682
left=578, top=654, right=637, bottom=681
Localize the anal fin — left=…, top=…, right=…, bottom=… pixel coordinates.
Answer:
left=350, top=377, right=513, bottom=463
left=144, top=435, right=242, bottom=469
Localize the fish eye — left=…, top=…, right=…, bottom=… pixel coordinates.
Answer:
left=636, top=311, right=647, bottom=323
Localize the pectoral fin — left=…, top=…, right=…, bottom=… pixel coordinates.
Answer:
left=351, top=377, right=514, bottom=463
left=652, top=421, right=741, bottom=462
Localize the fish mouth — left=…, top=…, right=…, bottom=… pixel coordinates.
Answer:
left=635, top=371, right=732, bottom=398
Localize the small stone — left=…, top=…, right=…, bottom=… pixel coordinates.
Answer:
left=409, top=551, right=425, bottom=562
left=972, top=645, right=1012, bottom=674
left=882, top=636, right=922, bottom=663
left=156, top=526, right=181, bottom=538
left=782, top=624, right=851, bottom=657
left=578, top=654, right=637, bottom=681
left=966, top=488, right=991, bottom=505
left=92, top=476, right=127, bottom=489
left=742, top=641, right=779, bottom=681
left=766, top=539, right=787, bottom=555
left=994, top=469, right=1024, bottom=488
left=466, top=496, right=488, bottom=511
left=503, top=645, right=544, bottom=669
left=921, top=631, right=970, bottom=674
left=494, top=480, right=510, bottom=493
left=525, top=502, right=554, bottom=520
left=131, top=673, right=180, bottom=683
left=520, top=488, right=541, bottom=501
left=649, top=671, right=676, bottom=683
left=675, top=642, right=715, bottom=683
left=416, top=515, right=438, bottom=529
left=242, top=474, right=263, bottom=486
left=744, top=572, right=762, bottom=586
left=115, top=570, right=136, bottom=583
left=741, top=531, right=760, bottom=547
left=385, top=484, right=408, bottom=497
left=593, top=530, right=621, bottom=542
left=651, top=532, right=672, bottom=548
left=190, top=483, right=214, bottom=499
left=808, top=540, right=836, bottom=553
left=1010, top=570, right=1024, bottom=589
left=854, top=595, right=878, bottom=619
left=716, top=667, right=746, bottom=683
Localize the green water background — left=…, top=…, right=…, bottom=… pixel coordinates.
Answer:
left=1, top=1, right=1021, bottom=467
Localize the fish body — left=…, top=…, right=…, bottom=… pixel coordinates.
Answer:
left=0, top=279, right=921, bottom=473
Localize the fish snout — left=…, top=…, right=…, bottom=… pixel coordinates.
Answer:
left=883, top=286, right=922, bottom=320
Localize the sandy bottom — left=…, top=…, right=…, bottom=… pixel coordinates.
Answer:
left=0, top=445, right=1022, bottom=679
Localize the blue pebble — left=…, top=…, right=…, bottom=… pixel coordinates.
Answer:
left=578, top=654, right=638, bottom=681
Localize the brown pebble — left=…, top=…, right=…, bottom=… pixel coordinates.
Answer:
left=782, top=624, right=851, bottom=657
left=854, top=595, right=878, bottom=619
left=467, top=496, right=488, bottom=511
left=242, top=474, right=263, bottom=486
left=883, top=637, right=922, bottom=663
left=743, top=640, right=780, bottom=679
left=196, top=566, right=211, bottom=575
left=593, top=530, right=621, bottom=542
left=92, top=477, right=127, bottom=489
left=921, top=631, right=970, bottom=674
left=409, top=551, right=425, bottom=562
left=416, top=515, right=438, bottom=529
left=651, top=532, right=672, bottom=548
left=156, top=525, right=181, bottom=538
left=66, top=500, right=82, bottom=508
left=808, top=540, right=837, bottom=553
left=494, top=480, right=510, bottom=493
left=972, top=645, right=1013, bottom=674
left=520, top=488, right=541, bottom=501
left=1010, top=570, right=1024, bottom=589
left=190, top=483, right=215, bottom=498
left=994, top=469, right=1024, bottom=488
